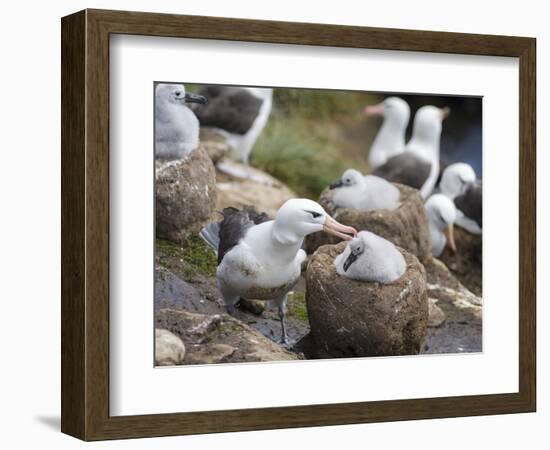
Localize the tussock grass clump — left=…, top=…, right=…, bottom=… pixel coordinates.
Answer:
left=252, top=89, right=380, bottom=198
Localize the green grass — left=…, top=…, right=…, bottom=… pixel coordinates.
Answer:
left=251, top=118, right=348, bottom=197
left=251, top=89, right=380, bottom=198
left=273, top=88, right=368, bottom=121
left=287, top=291, right=308, bottom=322
left=156, top=236, right=217, bottom=277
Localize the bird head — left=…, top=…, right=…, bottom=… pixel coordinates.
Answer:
left=411, top=105, right=450, bottom=142
left=364, top=96, right=410, bottom=126
left=425, top=194, right=457, bottom=252
left=155, top=83, right=207, bottom=106
left=329, top=169, right=364, bottom=190
left=440, top=163, right=476, bottom=199
left=273, top=199, right=357, bottom=245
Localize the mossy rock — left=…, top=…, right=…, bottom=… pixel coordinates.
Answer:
left=305, top=183, right=432, bottom=263
left=305, top=241, right=429, bottom=357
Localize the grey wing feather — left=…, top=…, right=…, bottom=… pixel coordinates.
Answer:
left=199, top=222, right=221, bottom=254
left=216, top=206, right=269, bottom=265
left=454, top=180, right=482, bottom=228
left=373, top=153, right=432, bottom=190
left=193, top=87, right=263, bottom=134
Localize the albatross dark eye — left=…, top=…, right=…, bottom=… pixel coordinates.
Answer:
left=306, top=210, right=322, bottom=219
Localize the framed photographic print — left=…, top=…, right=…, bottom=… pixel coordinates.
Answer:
left=61, top=9, right=536, bottom=441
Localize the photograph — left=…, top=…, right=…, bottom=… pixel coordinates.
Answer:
left=153, top=82, right=483, bottom=366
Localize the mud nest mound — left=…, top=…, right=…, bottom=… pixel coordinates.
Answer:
left=305, top=241, right=429, bottom=357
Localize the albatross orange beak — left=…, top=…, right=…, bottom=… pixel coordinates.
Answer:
left=323, top=216, right=357, bottom=241
left=363, top=102, right=385, bottom=117
left=444, top=223, right=456, bottom=253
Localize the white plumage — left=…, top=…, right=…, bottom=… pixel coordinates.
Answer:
left=334, top=231, right=406, bottom=284
left=425, top=193, right=457, bottom=257
left=155, top=83, right=207, bottom=160
left=330, top=169, right=400, bottom=211
left=364, top=97, right=410, bottom=169
left=405, top=105, right=447, bottom=198
left=439, top=163, right=482, bottom=234
left=372, top=105, right=449, bottom=199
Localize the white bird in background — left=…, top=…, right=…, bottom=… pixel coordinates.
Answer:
left=193, top=86, right=273, bottom=167
left=329, top=168, right=400, bottom=211
left=425, top=193, right=457, bottom=257
left=439, top=163, right=482, bottom=234
left=200, top=199, right=357, bottom=344
left=334, top=231, right=406, bottom=284
left=155, top=83, right=208, bottom=160
left=373, top=105, right=450, bottom=199
left=364, top=97, right=411, bottom=169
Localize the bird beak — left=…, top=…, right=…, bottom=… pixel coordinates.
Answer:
left=323, top=216, right=357, bottom=241
left=441, top=106, right=451, bottom=120
left=343, top=252, right=359, bottom=272
left=363, top=102, right=384, bottom=117
left=329, top=180, right=344, bottom=190
left=444, top=223, right=456, bottom=253
left=184, top=92, right=208, bottom=104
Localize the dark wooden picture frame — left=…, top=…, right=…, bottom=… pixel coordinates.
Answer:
left=61, top=9, right=536, bottom=441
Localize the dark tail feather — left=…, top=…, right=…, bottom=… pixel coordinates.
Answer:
left=199, top=222, right=220, bottom=254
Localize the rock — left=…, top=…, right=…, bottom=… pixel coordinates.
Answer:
left=425, top=258, right=482, bottom=311
left=155, top=265, right=223, bottom=314
left=438, top=226, right=482, bottom=296
left=185, top=343, right=236, bottom=365
left=156, top=308, right=301, bottom=364
left=421, top=257, right=482, bottom=354
left=215, top=158, right=296, bottom=218
left=203, top=141, right=228, bottom=164
left=305, top=183, right=432, bottom=263
left=156, top=145, right=217, bottom=242
left=428, top=298, right=446, bottom=327
left=155, top=329, right=186, bottom=366
left=305, top=241, right=429, bottom=357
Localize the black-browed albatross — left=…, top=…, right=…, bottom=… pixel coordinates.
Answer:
left=364, top=96, right=410, bottom=169
left=425, top=193, right=457, bottom=257
left=193, top=86, right=273, bottom=167
left=373, top=105, right=450, bottom=199
left=439, top=162, right=482, bottom=234
left=200, top=198, right=357, bottom=344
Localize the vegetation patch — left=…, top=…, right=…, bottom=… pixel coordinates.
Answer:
left=287, top=291, right=309, bottom=322
left=156, top=236, right=217, bottom=278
